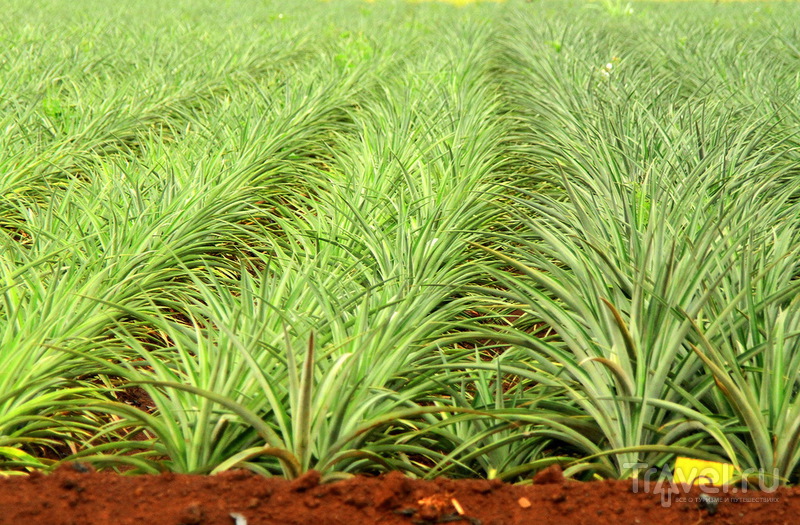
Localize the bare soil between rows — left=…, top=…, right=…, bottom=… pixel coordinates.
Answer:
left=1, top=464, right=795, bottom=525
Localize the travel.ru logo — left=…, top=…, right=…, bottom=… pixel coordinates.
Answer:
left=624, top=462, right=781, bottom=508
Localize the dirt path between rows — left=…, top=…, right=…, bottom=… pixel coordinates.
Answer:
left=1, top=464, right=794, bottom=524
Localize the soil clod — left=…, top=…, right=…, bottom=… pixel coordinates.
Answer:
left=290, top=470, right=321, bottom=492
left=533, top=464, right=564, bottom=485
left=178, top=502, right=205, bottom=524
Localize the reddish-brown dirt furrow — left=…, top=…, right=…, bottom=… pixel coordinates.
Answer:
left=0, top=464, right=795, bottom=525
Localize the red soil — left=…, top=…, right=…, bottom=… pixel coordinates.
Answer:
left=1, top=464, right=795, bottom=525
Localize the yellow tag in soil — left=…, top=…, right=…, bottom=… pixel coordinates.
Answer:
left=673, top=457, right=735, bottom=485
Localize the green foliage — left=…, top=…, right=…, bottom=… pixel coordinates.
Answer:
left=1, top=0, right=799, bottom=484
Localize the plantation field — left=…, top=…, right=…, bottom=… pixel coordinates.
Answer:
left=2, top=0, right=800, bottom=490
